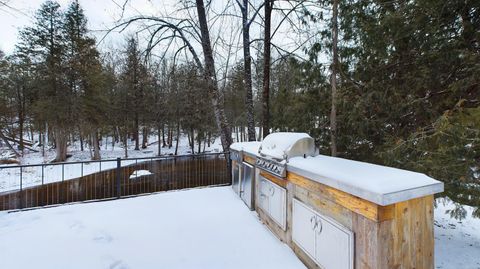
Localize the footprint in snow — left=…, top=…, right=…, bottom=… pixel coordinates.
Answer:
left=69, top=220, right=84, bottom=231
left=109, top=260, right=129, bottom=269
left=93, top=231, right=113, bottom=243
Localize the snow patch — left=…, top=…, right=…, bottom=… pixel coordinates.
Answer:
left=129, top=170, right=153, bottom=179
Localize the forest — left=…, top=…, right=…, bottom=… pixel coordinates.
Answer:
left=0, top=0, right=479, bottom=216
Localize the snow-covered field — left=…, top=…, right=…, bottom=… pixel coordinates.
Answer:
left=0, top=186, right=305, bottom=269
left=0, top=187, right=478, bottom=268
left=0, top=135, right=224, bottom=192
left=435, top=198, right=480, bottom=269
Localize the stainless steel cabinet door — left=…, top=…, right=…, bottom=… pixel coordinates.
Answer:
left=292, top=199, right=316, bottom=259
left=315, top=215, right=353, bottom=269
left=240, top=162, right=254, bottom=209
left=268, top=182, right=287, bottom=230
left=258, top=176, right=287, bottom=230
left=258, top=177, right=270, bottom=212
left=232, top=163, right=241, bottom=194
left=292, top=199, right=354, bottom=269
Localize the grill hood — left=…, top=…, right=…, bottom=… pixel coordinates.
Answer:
left=258, top=132, right=316, bottom=162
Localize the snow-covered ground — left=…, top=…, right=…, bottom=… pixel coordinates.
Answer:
left=0, top=186, right=305, bottom=269
left=0, top=186, right=478, bottom=268
left=435, top=198, right=480, bottom=269
left=0, top=134, right=224, bottom=192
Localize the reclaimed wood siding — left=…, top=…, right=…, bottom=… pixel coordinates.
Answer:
left=284, top=172, right=434, bottom=269
left=0, top=156, right=229, bottom=211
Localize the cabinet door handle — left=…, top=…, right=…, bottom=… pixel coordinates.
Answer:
left=316, top=219, right=323, bottom=234
left=269, top=186, right=275, bottom=196
left=310, top=216, right=318, bottom=230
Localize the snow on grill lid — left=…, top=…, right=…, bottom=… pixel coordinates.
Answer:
left=259, top=132, right=315, bottom=161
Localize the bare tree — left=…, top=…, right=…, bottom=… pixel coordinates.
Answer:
left=330, top=0, right=338, bottom=156
left=195, top=0, right=233, bottom=151
left=236, top=0, right=264, bottom=141
left=262, top=0, right=274, bottom=138
left=107, top=0, right=233, bottom=152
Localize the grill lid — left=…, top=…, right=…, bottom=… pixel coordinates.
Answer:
left=258, top=132, right=315, bottom=161
left=256, top=132, right=316, bottom=177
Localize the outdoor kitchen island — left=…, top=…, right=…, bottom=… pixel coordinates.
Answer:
left=230, top=132, right=444, bottom=269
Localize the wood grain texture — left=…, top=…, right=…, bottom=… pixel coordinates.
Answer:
left=287, top=171, right=394, bottom=222
left=390, top=195, right=434, bottom=269
left=243, top=155, right=256, bottom=165
left=0, top=156, right=229, bottom=211
left=260, top=171, right=288, bottom=188
left=287, top=171, right=434, bottom=269
left=293, top=182, right=353, bottom=229
left=352, top=195, right=434, bottom=269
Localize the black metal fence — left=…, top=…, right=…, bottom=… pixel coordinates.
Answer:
left=0, top=152, right=230, bottom=211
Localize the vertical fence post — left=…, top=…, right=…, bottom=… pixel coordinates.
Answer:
left=19, top=167, right=23, bottom=209
left=116, top=158, right=121, bottom=198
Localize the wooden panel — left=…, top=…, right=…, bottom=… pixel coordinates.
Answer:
left=260, top=171, right=287, bottom=188
left=287, top=172, right=393, bottom=222
left=256, top=205, right=288, bottom=243
left=293, top=183, right=353, bottom=229
left=390, top=195, right=434, bottom=269
left=243, top=155, right=256, bottom=165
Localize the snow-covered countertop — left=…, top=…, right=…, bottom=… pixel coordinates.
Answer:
left=230, top=142, right=261, bottom=157
left=230, top=141, right=443, bottom=205
left=287, top=155, right=444, bottom=206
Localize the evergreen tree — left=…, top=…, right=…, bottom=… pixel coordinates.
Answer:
left=63, top=0, right=106, bottom=160
left=18, top=0, right=70, bottom=162
left=119, top=37, right=148, bottom=152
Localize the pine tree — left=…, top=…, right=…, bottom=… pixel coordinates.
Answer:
left=120, top=37, right=148, bottom=152
left=18, top=0, right=70, bottom=162
left=64, top=0, right=106, bottom=160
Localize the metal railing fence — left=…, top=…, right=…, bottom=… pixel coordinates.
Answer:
left=0, top=152, right=230, bottom=211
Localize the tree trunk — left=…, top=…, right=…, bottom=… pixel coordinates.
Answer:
left=240, top=0, right=256, bottom=141
left=195, top=0, right=233, bottom=152
left=197, top=132, right=201, bottom=153
left=142, top=126, right=148, bottom=149
left=162, top=123, right=167, bottom=147
left=174, top=122, right=180, bottom=155
left=18, top=107, right=24, bottom=153
left=158, top=124, right=162, bottom=156
left=41, top=129, right=46, bottom=157
left=330, top=0, right=339, bottom=157
left=168, top=127, right=173, bottom=148
left=0, top=129, right=20, bottom=157
left=112, top=128, right=116, bottom=149
left=203, top=136, right=207, bottom=152
left=79, top=133, right=84, bottom=151
left=262, top=0, right=274, bottom=139
left=92, top=130, right=101, bottom=160
left=134, top=114, right=140, bottom=150
left=124, top=131, right=128, bottom=158
left=54, top=128, right=68, bottom=162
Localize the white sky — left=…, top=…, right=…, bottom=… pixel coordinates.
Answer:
left=0, top=0, right=323, bottom=72
left=0, top=0, right=170, bottom=53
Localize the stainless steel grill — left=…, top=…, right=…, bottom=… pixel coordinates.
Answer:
left=256, top=132, right=316, bottom=178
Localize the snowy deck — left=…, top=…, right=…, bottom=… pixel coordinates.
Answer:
left=0, top=187, right=305, bottom=269
left=0, top=187, right=478, bottom=269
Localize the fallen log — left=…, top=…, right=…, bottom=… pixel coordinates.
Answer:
left=0, top=130, right=20, bottom=157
